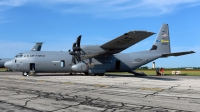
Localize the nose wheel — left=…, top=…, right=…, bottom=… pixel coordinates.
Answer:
left=22, top=72, right=29, bottom=76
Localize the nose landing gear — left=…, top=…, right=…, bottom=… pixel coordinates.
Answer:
left=22, top=72, right=29, bottom=76
left=22, top=70, right=36, bottom=76
left=22, top=63, right=36, bottom=76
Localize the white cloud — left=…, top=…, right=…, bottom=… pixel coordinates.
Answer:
left=0, top=0, right=28, bottom=21
left=0, top=0, right=28, bottom=7
left=141, top=0, right=200, bottom=14
left=48, top=0, right=200, bottom=18
left=0, top=0, right=200, bottom=18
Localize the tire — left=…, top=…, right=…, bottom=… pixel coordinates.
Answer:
left=22, top=72, right=29, bottom=76
left=94, top=73, right=104, bottom=76
left=84, top=72, right=89, bottom=76
left=100, top=73, right=105, bottom=76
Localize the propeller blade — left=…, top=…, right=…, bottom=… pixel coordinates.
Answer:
left=76, top=35, right=82, bottom=61
left=77, top=51, right=80, bottom=62
left=76, top=35, right=81, bottom=47
left=72, top=56, right=76, bottom=64
left=73, top=35, right=81, bottom=51
left=72, top=43, right=76, bottom=50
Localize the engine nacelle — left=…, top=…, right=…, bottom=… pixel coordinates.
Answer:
left=71, top=62, right=88, bottom=72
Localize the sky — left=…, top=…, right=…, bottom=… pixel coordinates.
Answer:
left=0, top=0, right=200, bottom=68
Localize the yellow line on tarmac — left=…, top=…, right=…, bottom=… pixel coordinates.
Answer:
left=62, top=82, right=74, bottom=85
left=4, top=77, right=9, bottom=79
left=38, top=80, right=46, bottom=82
left=93, top=84, right=109, bottom=88
left=140, top=87, right=163, bottom=92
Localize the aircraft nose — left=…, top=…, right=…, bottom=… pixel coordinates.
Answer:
left=4, top=60, right=13, bottom=70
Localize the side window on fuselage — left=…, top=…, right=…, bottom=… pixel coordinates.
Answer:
left=60, top=60, right=65, bottom=68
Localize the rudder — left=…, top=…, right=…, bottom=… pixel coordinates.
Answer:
left=150, top=24, right=171, bottom=54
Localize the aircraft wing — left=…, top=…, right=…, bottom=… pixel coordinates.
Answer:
left=100, top=31, right=155, bottom=54
left=161, top=51, right=195, bottom=57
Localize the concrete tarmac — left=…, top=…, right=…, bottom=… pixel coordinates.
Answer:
left=0, top=72, right=200, bottom=112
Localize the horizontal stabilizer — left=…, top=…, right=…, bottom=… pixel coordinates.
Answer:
left=161, top=51, right=195, bottom=57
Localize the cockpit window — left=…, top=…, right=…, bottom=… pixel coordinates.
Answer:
left=15, top=55, right=23, bottom=58
left=15, top=53, right=23, bottom=58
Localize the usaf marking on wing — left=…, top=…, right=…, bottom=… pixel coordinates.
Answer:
left=4, top=24, right=195, bottom=76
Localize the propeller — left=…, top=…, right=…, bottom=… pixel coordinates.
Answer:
left=69, top=35, right=82, bottom=64
left=69, top=43, right=77, bottom=64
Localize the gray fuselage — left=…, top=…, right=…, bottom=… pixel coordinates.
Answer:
left=5, top=51, right=161, bottom=73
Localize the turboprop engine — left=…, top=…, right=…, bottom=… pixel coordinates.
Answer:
left=71, top=62, right=88, bottom=72
left=69, top=35, right=107, bottom=75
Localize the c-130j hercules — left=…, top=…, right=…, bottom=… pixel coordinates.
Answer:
left=4, top=24, right=195, bottom=76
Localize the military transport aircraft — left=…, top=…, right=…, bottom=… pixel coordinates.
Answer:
left=4, top=24, right=195, bottom=76
left=0, top=43, right=43, bottom=68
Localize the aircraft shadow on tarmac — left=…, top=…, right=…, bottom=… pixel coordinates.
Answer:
left=105, top=74, right=178, bottom=81
left=33, top=73, right=178, bottom=81
left=33, top=73, right=80, bottom=77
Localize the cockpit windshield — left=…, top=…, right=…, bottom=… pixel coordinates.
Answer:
left=15, top=53, right=23, bottom=58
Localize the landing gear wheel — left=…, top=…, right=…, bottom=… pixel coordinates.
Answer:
left=84, top=72, right=89, bottom=76
left=94, top=73, right=104, bottom=76
left=22, top=72, right=29, bottom=76
left=89, top=73, right=93, bottom=76
left=99, top=73, right=105, bottom=76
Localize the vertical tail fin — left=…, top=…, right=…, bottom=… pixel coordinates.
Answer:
left=150, top=23, right=171, bottom=54
left=31, top=42, right=43, bottom=51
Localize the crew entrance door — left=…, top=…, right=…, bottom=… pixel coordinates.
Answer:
left=115, top=60, right=121, bottom=70
left=30, top=63, right=35, bottom=70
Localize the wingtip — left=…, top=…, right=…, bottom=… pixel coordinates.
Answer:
left=130, top=30, right=155, bottom=34
left=150, top=32, right=156, bottom=34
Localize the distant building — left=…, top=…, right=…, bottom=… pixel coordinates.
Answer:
left=152, top=62, right=155, bottom=69
left=185, top=67, right=193, bottom=69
